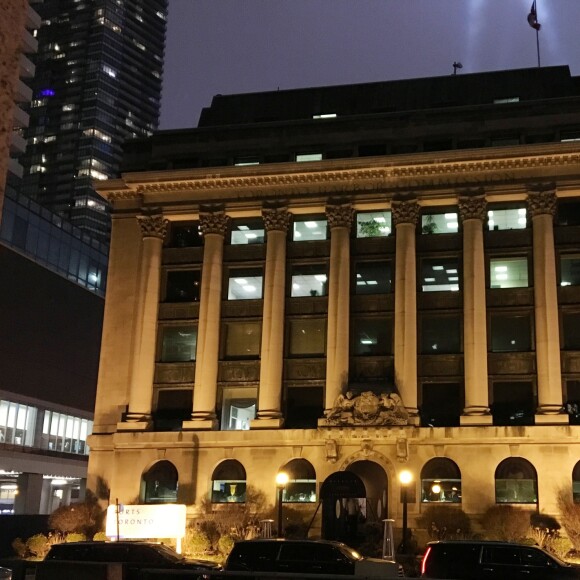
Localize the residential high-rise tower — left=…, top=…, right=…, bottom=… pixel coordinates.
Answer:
left=20, top=0, right=168, bottom=241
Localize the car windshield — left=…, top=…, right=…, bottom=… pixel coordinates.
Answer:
left=339, top=545, right=363, bottom=561
left=152, top=544, right=183, bottom=562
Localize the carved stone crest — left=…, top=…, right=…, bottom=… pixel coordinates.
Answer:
left=324, top=390, right=408, bottom=426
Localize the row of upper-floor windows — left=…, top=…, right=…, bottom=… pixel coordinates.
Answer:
left=167, top=202, right=580, bottom=248
left=0, top=399, right=92, bottom=455
left=158, top=308, right=580, bottom=363
left=163, top=252, right=580, bottom=303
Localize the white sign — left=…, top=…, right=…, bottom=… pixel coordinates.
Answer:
left=106, top=504, right=186, bottom=540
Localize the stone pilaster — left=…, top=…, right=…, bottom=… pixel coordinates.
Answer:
left=119, top=214, right=167, bottom=430
left=0, top=0, right=28, bottom=220
left=458, top=194, right=492, bottom=425
left=184, top=211, right=230, bottom=430
left=322, top=203, right=354, bottom=416
left=528, top=187, right=567, bottom=423
left=392, top=200, right=420, bottom=421
left=251, top=208, right=291, bottom=429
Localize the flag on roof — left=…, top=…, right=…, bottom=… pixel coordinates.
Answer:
left=527, top=1, right=541, bottom=31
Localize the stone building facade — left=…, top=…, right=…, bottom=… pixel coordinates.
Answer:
left=89, top=67, right=580, bottom=536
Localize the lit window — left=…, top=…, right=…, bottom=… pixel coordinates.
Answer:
left=490, top=257, right=529, bottom=288
left=561, top=254, right=580, bottom=286
left=421, top=458, right=462, bottom=503
left=495, top=457, right=537, bottom=503
left=227, top=268, right=263, bottom=300
left=221, top=387, right=256, bottom=431
left=291, top=264, right=327, bottom=297
left=421, top=258, right=460, bottom=292
left=211, top=460, right=246, bottom=503
left=0, top=400, right=36, bottom=446
left=296, top=153, right=323, bottom=162
left=312, top=113, right=337, bottom=119
left=293, top=217, right=327, bottom=241
left=230, top=218, right=264, bottom=244
left=234, top=157, right=260, bottom=166
left=288, top=319, right=326, bottom=356
left=142, top=461, right=177, bottom=504
left=280, top=459, right=317, bottom=503
left=356, top=211, right=391, bottom=237
left=422, top=212, right=459, bottom=234
left=102, top=64, right=117, bottom=78
left=224, top=322, right=261, bottom=358
left=487, top=206, right=527, bottom=230
left=494, top=97, right=520, bottom=104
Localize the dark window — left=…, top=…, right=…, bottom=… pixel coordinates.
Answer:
left=165, top=270, right=200, bottom=302
left=160, top=326, right=196, bottom=362
left=169, top=222, right=202, bottom=247
left=563, top=313, right=580, bottom=349
left=557, top=201, right=580, bottom=226
left=421, top=458, right=462, bottom=503
left=358, top=144, right=386, bottom=157
left=492, top=382, right=535, bottom=426
left=482, top=546, right=521, bottom=565
left=566, top=381, right=580, bottom=426
left=421, top=315, right=461, bottom=354
left=352, top=317, right=392, bottom=356
left=286, top=387, right=323, bottom=429
left=142, top=460, right=178, bottom=504
left=279, top=542, right=340, bottom=563
left=355, top=262, right=392, bottom=294
left=495, top=457, right=538, bottom=504
left=490, top=314, right=532, bottom=352
left=421, top=383, right=462, bottom=427
left=421, top=257, right=460, bottom=292
left=572, top=461, right=580, bottom=503
left=288, top=319, right=326, bottom=356
left=154, top=389, right=192, bottom=432
left=561, top=254, right=580, bottom=286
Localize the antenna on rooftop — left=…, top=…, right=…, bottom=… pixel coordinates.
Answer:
left=452, top=62, right=463, bottom=75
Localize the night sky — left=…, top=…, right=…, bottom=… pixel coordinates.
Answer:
left=159, top=0, right=580, bottom=130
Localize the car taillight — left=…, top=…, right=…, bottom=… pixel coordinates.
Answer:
left=421, top=546, right=432, bottom=576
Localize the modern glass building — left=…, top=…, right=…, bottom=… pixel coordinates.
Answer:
left=20, top=0, right=168, bottom=242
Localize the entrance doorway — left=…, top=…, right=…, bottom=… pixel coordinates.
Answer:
left=347, top=460, right=389, bottom=523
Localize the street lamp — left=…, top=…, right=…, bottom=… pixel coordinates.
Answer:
left=276, top=471, right=289, bottom=537
left=399, top=469, right=413, bottom=554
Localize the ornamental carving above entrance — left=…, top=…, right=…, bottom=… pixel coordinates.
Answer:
left=323, top=391, right=408, bottom=426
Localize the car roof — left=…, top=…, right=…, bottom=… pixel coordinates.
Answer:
left=234, top=539, right=346, bottom=547
left=427, top=541, right=539, bottom=547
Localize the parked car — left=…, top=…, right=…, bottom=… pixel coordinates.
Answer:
left=421, top=540, right=580, bottom=579
left=225, top=538, right=403, bottom=577
left=0, top=567, right=11, bottom=580
left=44, top=541, right=220, bottom=579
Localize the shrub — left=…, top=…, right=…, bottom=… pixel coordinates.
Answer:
left=25, top=534, right=50, bottom=560
left=557, top=488, right=580, bottom=551
left=530, top=512, right=560, bottom=549
left=550, top=536, right=573, bottom=560
left=480, top=505, right=532, bottom=542
left=93, top=531, right=108, bottom=542
left=183, top=525, right=211, bottom=558
left=11, top=538, right=26, bottom=559
left=419, top=505, right=471, bottom=540
left=49, top=498, right=104, bottom=537
left=217, top=533, right=235, bottom=557
left=64, top=532, right=87, bottom=543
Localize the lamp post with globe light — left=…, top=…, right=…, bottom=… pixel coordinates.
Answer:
left=275, top=471, right=289, bottom=537
left=399, top=469, right=413, bottom=554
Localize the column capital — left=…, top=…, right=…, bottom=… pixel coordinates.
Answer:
left=527, top=187, right=557, bottom=219
left=458, top=194, right=487, bottom=222
left=200, top=211, right=230, bottom=236
left=326, top=203, right=354, bottom=229
left=392, top=200, right=420, bottom=226
left=137, top=214, right=168, bottom=240
left=262, top=207, right=291, bottom=232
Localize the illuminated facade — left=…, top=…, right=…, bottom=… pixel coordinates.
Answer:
left=90, top=67, right=580, bottom=537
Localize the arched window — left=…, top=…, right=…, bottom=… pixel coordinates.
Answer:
left=280, top=459, right=316, bottom=503
left=495, top=458, right=537, bottom=504
left=572, top=462, right=580, bottom=503
left=420, top=458, right=461, bottom=503
left=141, top=460, right=178, bottom=504
left=211, top=460, right=246, bottom=503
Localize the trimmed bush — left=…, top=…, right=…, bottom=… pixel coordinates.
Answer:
left=530, top=512, right=560, bottom=549
left=25, top=534, right=50, bottom=560
left=481, top=505, right=532, bottom=543
left=419, top=505, right=471, bottom=540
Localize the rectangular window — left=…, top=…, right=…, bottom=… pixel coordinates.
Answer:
left=356, top=211, right=392, bottom=237
left=160, top=326, right=197, bottom=362
left=288, top=319, right=326, bottom=356
left=230, top=218, right=264, bottom=244
left=227, top=268, right=263, bottom=300
left=490, top=257, right=529, bottom=288
left=355, top=261, right=392, bottom=294
left=169, top=222, right=202, bottom=247
left=352, top=317, right=392, bottom=355
left=492, top=382, right=535, bottom=426
left=165, top=270, right=201, bottom=302
left=421, top=258, right=460, bottom=292
left=0, top=400, right=36, bottom=446
left=293, top=218, right=327, bottom=241
left=224, top=321, right=261, bottom=358
left=40, top=410, right=92, bottom=454
left=490, top=314, right=532, bottom=352
left=561, top=254, right=580, bottom=286
left=487, top=206, right=527, bottom=230
left=153, top=389, right=192, bottom=431
left=421, top=212, right=458, bottom=234
left=421, top=383, right=462, bottom=427
left=556, top=201, right=580, bottom=226
left=220, top=387, right=256, bottom=431
left=296, top=153, right=323, bottom=162
left=563, top=312, right=580, bottom=350
left=285, top=387, right=323, bottom=428
left=421, top=315, right=461, bottom=354
left=291, top=264, right=327, bottom=297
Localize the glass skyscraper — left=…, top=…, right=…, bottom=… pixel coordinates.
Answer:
left=20, top=0, right=168, bottom=242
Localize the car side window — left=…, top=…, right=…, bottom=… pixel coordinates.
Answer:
left=482, top=546, right=521, bottom=565
left=520, top=548, right=551, bottom=567
left=279, top=543, right=340, bottom=563
left=231, top=542, right=280, bottom=566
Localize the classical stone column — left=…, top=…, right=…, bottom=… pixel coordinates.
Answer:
left=323, top=203, right=354, bottom=415
left=251, top=208, right=291, bottom=429
left=119, top=214, right=167, bottom=431
left=183, top=211, right=229, bottom=430
left=459, top=194, right=492, bottom=425
left=528, top=187, right=567, bottom=423
left=392, top=200, right=419, bottom=421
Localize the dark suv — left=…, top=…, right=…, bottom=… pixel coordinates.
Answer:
left=44, top=541, right=219, bottom=579
left=422, top=540, right=580, bottom=579
left=225, top=538, right=403, bottom=577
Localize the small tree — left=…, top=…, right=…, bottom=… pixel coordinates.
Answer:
left=557, top=488, right=580, bottom=551
left=419, top=505, right=471, bottom=540
left=48, top=493, right=104, bottom=538
left=481, top=505, right=532, bottom=543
